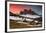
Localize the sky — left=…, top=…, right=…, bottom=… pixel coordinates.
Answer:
left=10, top=4, right=32, bottom=14
left=9, top=4, right=42, bottom=16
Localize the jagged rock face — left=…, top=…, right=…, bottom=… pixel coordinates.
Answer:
left=10, top=12, right=18, bottom=16
left=20, top=9, right=38, bottom=15
left=10, top=12, right=15, bottom=16
left=10, top=9, right=39, bottom=16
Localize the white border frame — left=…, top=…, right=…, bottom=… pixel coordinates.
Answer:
left=7, top=2, right=44, bottom=32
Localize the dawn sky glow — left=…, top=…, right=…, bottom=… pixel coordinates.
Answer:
left=10, top=4, right=32, bottom=14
